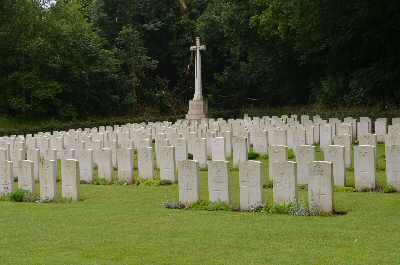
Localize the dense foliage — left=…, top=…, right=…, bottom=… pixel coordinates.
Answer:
left=0, top=0, right=399, bottom=118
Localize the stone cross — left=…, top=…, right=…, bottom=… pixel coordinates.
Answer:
left=190, top=37, right=206, bottom=101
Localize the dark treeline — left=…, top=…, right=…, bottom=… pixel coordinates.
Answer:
left=1, top=0, right=399, bottom=118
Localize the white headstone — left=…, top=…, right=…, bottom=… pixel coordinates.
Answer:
left=333, top=134, right=352, bottom=168
left=138, top=147, right=154, bottom=180
left=268, top=145, right=288, bottom=181
left=96, top=148, right=113, bottom=182
left=324, top=145, right=346, bottom=187
left=386, top=145, right=400, bottom=191
left=273, top=161, right=297, bottom=205
left=295, top=145, right=315, bottom=185
left=211, top=137, right=226, bottom=161
left=253, top=130, right=268, bottom=155
left=239, top=160, right=264, bottom=210
left=178, top=160, right=200, bottom=205
left=193, top=138, right=207, bottom=169
left=159, top=146, right=176, bottom=183
left=175, top=137, right=188, bottom=167
left=78, top=149, right=94, bottom=183
left=354, top=145, right=376, bottom=191
left=208, top=160, right=230, bottom=204
left=320, top=124, right=332, bottom=148
left=0, top=161, right=13, bottom=196
left=27, top=148, right=40, bottom=181
left=117, top=148, right=134, bottom=184
left=232, top=136, right=248, bottom=168
left=308, top=161, right=334, bottom=213
left=18, top=160, right=35, bottom=193
left=61, top=159, right=80, bottom=201
left=39, top=159, right=57, bottom=201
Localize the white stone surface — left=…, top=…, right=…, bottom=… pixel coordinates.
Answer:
left=223, top=131, right=233, bottom=158
left=324, top=145, right=346, bottom=187
left=211, top=137, right=226, bottom=161
left=253, top=130, right=268, bottom=155
left=354, top=145, right=376, bottom=191
left=193, top=138, right=207, bottom=169
left=239, top=160, right=264, bottom=210
left=386, top=145, right=400, bottom=191
left=159, top=146, right=176, bottom=182
left=175, top=138, right=188, bottom=167
left=308, top=161, right=334, bottom=213
left=232, top=136, right=248, bottom=168
left=273, top=161, right=297, bottom=205
left=178, top=160, right=200, bottom=204
left=18, top=160, right=35, bottom=193
left=208, top=160, right=230, bottom=204
left=333, top=134, right=352, bottom=168
left=138, top=147, right=154, bottom=180
left=78, top=149, right=94, bottom=183
left=268, top=145, right=288, bottom=181
left=61, top=159, right=80, bottom=201
left=39, top=159, right=57, bottom=201
left=374, top=118, right=387, bottom=143
left=96, top=148, right=113, bottom=181
left=0, top=161, right=13, bottom=196
left=320, top=124, right=332, bottom=148
left=295, top=145, right=315, bottom=185
left=117, top=148, right=134, bottom=184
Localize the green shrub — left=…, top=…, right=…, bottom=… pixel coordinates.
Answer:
left=383, top=184, right=397, bottom=193
left=92, top=177, right=112, bottom=185
left=334, top=186, right=356, bottom=192
left=164, top=200, right=232, bottom=211
left=8, top=189, right=37, bottom=202
left=163, top=201, right=185, bottom=209
left=263, top=180, right=273, bottom=189
left=136, top=178, right=161, bottom=186
left=248, top=151, right=260, bottom=160
left=160, top=179, right=174, bottom=185
left=288, top=149, right=296, bottom=160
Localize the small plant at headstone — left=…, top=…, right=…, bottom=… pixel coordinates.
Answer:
left=92, top=177, right=112, bottom=185
left=260, top=154, right=268, bottom=160
left=8, top=189, right=37, bottom=202
left=288, top=149, right=296, bottom=160
left=159, top=179, right=174, bottom=185
left=287, top=203, right=321, bottom=217
left=188, top=153, right=193, bottom=160
left=164, top=200, right=233, bottom=211
left=163, top=201, right=185, bottom=209
left=9, top=189, right=25, bottom=202
left=263, top=180, right=273, bottom=189
left=334, top=186, right=356, bottom=192
left=377, top=159, right=386, bottom=171
left=269, top=204, right=291, bottom=214
left=383, top=184, right=397, bottom=193
left=190, top=201, right=232, bottom=211
left=298, top=184, right=307, bottom=190
left=136, top=177, right=161, bottom=186
left=248, top=151, right=260, bottom=160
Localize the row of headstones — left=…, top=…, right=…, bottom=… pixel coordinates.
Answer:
left=270, top=144, right=399, bottom=191
left=2, top=139, right=398, bottom=194
left=1, top=115, right=398, bottom=173
left=0, top=159, right=79, bottom=201
left=177, top=159, right=335, bottom=213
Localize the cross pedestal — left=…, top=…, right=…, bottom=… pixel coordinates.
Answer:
left=186, top=99, right=208, bottom=120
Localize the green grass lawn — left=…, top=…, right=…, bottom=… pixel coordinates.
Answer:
left=0, top=144, right=399, bottom=264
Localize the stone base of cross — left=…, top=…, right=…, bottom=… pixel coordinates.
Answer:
left=186, top=98, right=208, bottom=120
